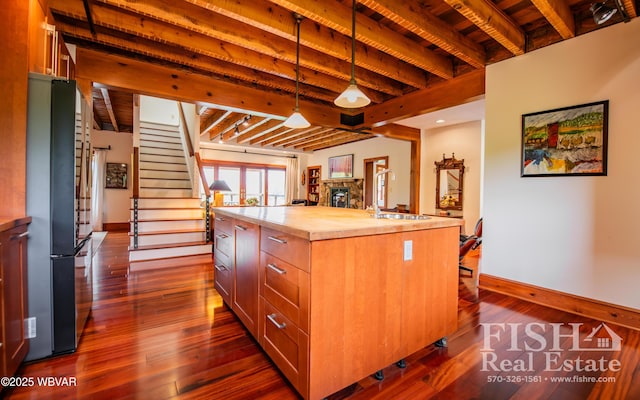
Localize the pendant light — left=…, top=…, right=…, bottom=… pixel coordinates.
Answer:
left=334, top=0, right=370, bottom=108
left=284, top=15, right=311, bottom=129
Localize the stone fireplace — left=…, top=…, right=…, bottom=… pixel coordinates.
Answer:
left=320, top=179, right=364, bottom=209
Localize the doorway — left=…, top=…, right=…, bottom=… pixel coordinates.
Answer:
left=363, top=156, right=389, bottom=209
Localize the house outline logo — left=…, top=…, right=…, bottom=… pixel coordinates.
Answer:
left=579, top=323, right=623, bottom=352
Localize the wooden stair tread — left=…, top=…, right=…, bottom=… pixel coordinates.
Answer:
left=133, top=217, right=205, bottom=222
left=128, top=228, right=205, bottom=236
left=130, top=241, right=210, bottom=251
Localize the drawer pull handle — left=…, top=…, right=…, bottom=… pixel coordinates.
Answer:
left=267, top=263, right=286, bottom=275
left=267, top=236, right=287, bottom=244
left=214, top=264, right=226, bottom=272
left=235, top=225, right=247, bottom=231
left=267, top=313, right=286, bottom=329
left=215, top=233, right=228, bottom=239
left=214, top=217, right=225, bottom=222
left=11, top=231, right=30, bottom=240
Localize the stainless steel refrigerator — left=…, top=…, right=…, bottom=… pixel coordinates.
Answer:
left=25, top=73, right=93, bottom=360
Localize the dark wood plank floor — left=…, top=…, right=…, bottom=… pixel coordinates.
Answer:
left=4, top=233, right=639, bottom=399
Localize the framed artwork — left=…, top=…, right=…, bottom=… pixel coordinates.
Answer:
left=521, top=100, right=608, bottom=177
left=106, top=162, right=128, bottom=189
left=328, top=154, right=354, bottom=179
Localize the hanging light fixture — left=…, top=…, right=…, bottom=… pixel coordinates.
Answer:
left=284, top=15, right=311, bottom=129
left=334, top=0, right=370, bottom=108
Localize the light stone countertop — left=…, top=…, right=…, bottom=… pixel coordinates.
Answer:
left=212, top=206, right=463, bottom=241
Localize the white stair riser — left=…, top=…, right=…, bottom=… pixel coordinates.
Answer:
left=140, top=169, right=190, bottom=180
left=130, top=231, right=205, bottom=247
left=140, top=147, right=184, bottom=157
left=140, top=178, right=192, bottom=189
left=133, top=208, right=204, bottom=220
left=139, top=188, right=193, bottom=197
left=128, top=244, right=212, bottom=261
left=140, top=132, right=181, bottom=143
left=139, top=153, right=185, bottom=164
left=140, top=161, right=188, bottom=172
left=139, top=127, right=180, bottom=138
left=133, top=219, right=205, bottom=232
left=132, top=198, right=202, bottom=209
left=140, top=139, right=182, bottom=150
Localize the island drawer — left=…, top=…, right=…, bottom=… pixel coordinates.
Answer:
left=261, top=299, right=309, bottom=396
left=260, top=251, right=309, bottom=333
left=214, top=228, right=233, bottom=261
left=213, top=213, right=234, bottom=234
left=260, top=227, right=310, bottom=272
left=213, top=255, right=233, bottom=306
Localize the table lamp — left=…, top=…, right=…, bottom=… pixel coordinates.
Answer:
left=210, top=180, right=231, bottom=207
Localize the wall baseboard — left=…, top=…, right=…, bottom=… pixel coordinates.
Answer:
left=479, top=274, right=640, bottom=331
left=103, top=222, right=129, bottom=232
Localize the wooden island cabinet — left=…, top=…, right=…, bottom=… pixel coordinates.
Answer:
left=212, top=206, right=462, bottom=400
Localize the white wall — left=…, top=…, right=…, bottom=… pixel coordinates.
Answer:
left=421, top=121, right=483, bottom=233
left=305, top=137, right=412, bottom=207
left=484, top=18, right=640, bottom=309
left=91, top=130, right=133, bottom=224
left=140, top=95, right=179, bottom=125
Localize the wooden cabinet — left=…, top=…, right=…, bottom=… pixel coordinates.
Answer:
left=213, top=214, right=234, bottom=305
left=306, top=166, right=321, bottom=205
left=213, top=208, right=459, bottom=400
left=0, top=220, right=30, bottom=381
left=232, top=220, right=260, bottom=338
left=259, top=229, right=310, bottom=395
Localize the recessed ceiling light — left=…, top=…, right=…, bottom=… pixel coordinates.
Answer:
left=436, top=119, right=445, bottom=124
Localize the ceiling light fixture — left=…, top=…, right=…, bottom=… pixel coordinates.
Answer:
left=218, top=133, right=223, bottom=144
left=334, top=0, right=370, bottom=109
left=590, top=0, right=629, bottom=24
left=283, top=15, right=311, bottom=129
left=242, top=115, right=251, bottom=126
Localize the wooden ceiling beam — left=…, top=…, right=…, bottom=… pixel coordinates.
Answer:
left=530, top=0, right=575, bottom=39
left=100, top=87, right=119, bottom=132
left=364, top=69, right=485, bottom=128
left=235, top=119, right=284, bottom=144
left=201, top=110, right=231, bottom=137
left=270, top=127, right=334, bottom=147
left=271, top=0, right=453, bottom=79
left=301, top=134, right=372, bottom=152
left=80, top=0, right=404, bottom=97
left=74, top=48, right=344, bottom=128
left=222, top=116, right=268, bottom=142
left=360, top=0, right=486, bottom=68
left=444, top=0, right=526, bottom=55
left=51, top=7, right=387, bottom=103
left=183, top=0, right=430, bottom=89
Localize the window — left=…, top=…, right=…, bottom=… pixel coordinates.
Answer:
left=202, top=161, right=286, bottom=206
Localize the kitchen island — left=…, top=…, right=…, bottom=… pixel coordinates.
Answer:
left=211, top=206, right=463, bottom=400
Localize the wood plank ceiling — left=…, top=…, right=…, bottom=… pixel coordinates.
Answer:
left=50, top=0, right=636, bottom=152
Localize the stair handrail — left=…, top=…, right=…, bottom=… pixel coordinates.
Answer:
left=132, top=146, right=140, bottom=248
left=177, top=102, right=212, bottom=242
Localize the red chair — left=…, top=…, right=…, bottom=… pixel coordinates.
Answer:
left=459, top=218, right=482, bottom=275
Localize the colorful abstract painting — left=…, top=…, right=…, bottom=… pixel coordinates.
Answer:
left=521, top=101, right=608, bottom=177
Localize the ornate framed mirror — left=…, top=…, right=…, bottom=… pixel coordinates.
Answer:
left=435, top=154, right=465, bottom=211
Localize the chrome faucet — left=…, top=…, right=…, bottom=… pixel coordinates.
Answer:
left=372, top=168, right=395, bottom=217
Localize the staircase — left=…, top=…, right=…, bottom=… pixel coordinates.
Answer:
left=128, top=121, right=211, bottom=271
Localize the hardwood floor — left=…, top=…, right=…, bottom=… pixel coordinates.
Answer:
left=4, top=233, right=639, bottom=399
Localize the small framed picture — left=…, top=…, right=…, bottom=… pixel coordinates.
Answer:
left=106, top=163, right=128, bottom=189
left=328, top=154, right=354, bottom=179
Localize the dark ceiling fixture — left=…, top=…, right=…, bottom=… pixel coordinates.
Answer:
left=590, top=0, right=629, bottom=24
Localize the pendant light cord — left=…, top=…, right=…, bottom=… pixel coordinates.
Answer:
left=350, top=0, right=356, bottom=85
left=295, top=16, right=302, bottom=111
